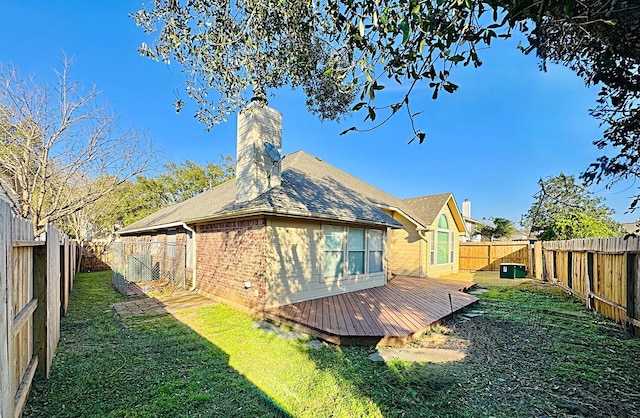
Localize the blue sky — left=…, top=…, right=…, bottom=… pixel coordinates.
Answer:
left=2, top=1, right=637, bottom=225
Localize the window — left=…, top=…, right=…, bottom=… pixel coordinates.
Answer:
left=430, top=231, right=435, bottom=265
left=348, top=228, right=366, bottom=275
left=431, top=215, right=453, bottom=265
left=150, top=235, right=159, bottom=256
left=323, top=225, right=385, bottom=278
left=166, top=229, right=177, bottom=259
left=368, top=230, right=383, bottom=273
left=323, top=226, right=345, bottom=278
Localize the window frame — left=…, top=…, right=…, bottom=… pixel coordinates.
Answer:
left=322, top=225, right=385, bottom=280
left=430, top=214, right=454, bottom=266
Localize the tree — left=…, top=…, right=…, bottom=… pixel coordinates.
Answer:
left=133, top=0, right=639, bottom=204
left=154, top=158, right=234, bottom=205
left=477, top=217, right=515, bottom=241
left=93, top=158, right=235, bottom=231
left=0, top=59, right=154, bottom=236
left=521, top=173, right=621, bottom=240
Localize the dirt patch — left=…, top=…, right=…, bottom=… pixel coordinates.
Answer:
left=405, top=288, right=640, bottom=418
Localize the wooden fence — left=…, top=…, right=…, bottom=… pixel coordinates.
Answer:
left=459, top=241, right=531, bottom=272
left=533, top=237, right=640, bottom=334
left=0, top=200, right=78, bottom=418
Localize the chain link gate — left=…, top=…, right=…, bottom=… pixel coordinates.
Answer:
left=110, top=241, right=189, bottom=295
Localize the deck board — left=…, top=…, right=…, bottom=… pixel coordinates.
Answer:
left=265, top=276, right=478, bottom=345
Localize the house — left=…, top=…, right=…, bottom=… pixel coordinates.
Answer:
left=459, top=199, right=482, bottom=242
left=117, top=102, right=467, bottom=312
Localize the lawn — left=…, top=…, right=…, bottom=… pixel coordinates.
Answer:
left=24, top=271, right=640, bottom=417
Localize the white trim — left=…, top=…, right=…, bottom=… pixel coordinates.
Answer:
left=321, top=224, right=387, bottom=282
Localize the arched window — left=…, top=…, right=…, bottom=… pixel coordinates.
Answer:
left=431, top=215, right=454, bottom=265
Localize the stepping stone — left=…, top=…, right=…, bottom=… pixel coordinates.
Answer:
left=252, top=321, right=307, bottom=341
left=369, top=348, right=466, bottom=363
left=468, top=288, right=489, bottom=295
left=462, top=312, right=483, bottom=318
left=305, top=340, right=328, bottom=350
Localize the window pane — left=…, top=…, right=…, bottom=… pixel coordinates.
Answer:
left=438, top=215, right=449, bottom=229
left=324, top=226, right=344, bottom=251
left=323, top=251, right=344, bottom=278
left=369, top=251, right=383, bottom=273
left=450, top=232, right=454, bottom=263
left=166, top=243, right=176, bottom=259
left=437, top=231, right=449, bottom=264
left=368, top=229, right=383, bottom=251
left=348, top=251, right=365, bottom=275
left=348, top=228, right=365, bottom=250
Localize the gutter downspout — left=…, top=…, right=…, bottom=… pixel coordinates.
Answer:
left=181, top=223, right=197, bottom=291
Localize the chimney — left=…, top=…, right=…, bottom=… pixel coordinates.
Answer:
left=235, top=101, right=282, bottom=203
left=462, top=199, right=471, bottom=218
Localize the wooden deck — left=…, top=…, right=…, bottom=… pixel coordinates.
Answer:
left=264, top=275, right=478, bottom=346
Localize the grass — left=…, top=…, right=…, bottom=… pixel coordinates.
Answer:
left=24, top=271, right=640, bottom=417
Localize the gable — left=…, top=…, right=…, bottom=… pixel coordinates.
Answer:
left=400, top=193, right=467, bottom=234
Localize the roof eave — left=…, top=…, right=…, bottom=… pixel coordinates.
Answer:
left=186, top=207, right=403, bottom=229
left=376, top=204, right=426, bottom=229
left=116, top=221, right=187, bottom=236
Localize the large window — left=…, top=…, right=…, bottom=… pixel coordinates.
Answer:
left=323, top=226, right=385, bottom=279
left=431, top=215, right=454, bottom=265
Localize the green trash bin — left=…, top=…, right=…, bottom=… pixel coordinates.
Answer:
left=499, top=263, right=526, bottom=279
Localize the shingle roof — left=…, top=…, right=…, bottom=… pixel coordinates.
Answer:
left=401, top=193, right=452, bottom=227
left=118, top=150, right=465, bottom=234
left=401, top=193, right=467, bottom=233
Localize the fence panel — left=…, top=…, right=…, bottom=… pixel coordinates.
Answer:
left=1, top=199, right=75, bottom=418
left=1, top=202, right=40, bottom=418
left=110, top=241, right=189, bottom=296
left=536, top=237, right=640, bottom=333
left=459, top=241, right=531, bottom=271
left=1, top=202, right=12, bottom=418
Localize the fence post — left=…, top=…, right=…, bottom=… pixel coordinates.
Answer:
left=567, top=251, right=573, bottom=290
left=626, top=253, right=637, bottom=334
left=32, top=245, right=48, bottom=378
left=587, top=252, right=594, bottom=310
left=534, top=242, right=543, bottom=280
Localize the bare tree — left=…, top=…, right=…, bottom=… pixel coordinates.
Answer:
left=0, top=57, right=154, bottom=237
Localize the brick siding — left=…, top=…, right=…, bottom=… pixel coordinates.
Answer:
left=196, top=218, right=268, bottom=310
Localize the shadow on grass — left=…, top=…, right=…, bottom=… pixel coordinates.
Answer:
left=23, top=271, right=291, bottom=418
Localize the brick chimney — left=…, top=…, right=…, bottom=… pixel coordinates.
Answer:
left=235, top=101, right=282, bottom=203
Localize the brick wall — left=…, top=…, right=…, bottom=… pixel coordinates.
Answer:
left=196, top=218, right=268, bottom=310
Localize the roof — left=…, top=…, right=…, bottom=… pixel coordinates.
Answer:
left=118, top=150, right=465, bottom=235
left=401, top=194, right=467, bottom=233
